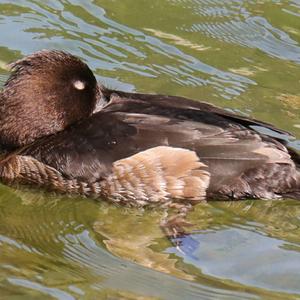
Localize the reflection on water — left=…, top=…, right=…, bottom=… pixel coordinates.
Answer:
left=0, top=187, right=255, bottom=300
left=1, top=187, right=300, bottom=299
left=0, top=0, right=300, bottom=299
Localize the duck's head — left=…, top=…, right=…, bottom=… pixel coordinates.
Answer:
left=0, top=50, right=104, bottom=148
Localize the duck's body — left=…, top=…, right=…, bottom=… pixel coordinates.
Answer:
left=0, top=50, right=299, bottom=210
left=15, top=89, right=299, bottom=202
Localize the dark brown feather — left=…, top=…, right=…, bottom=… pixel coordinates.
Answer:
left=19, top=109, right=299, bottom=200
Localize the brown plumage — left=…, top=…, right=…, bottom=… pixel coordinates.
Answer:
left=0, top=50, right=299, bottom=211
left=0, top=50, right=102, bottom=148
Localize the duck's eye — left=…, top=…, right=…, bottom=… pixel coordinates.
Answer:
left=73, top=80, right=86, bottom=90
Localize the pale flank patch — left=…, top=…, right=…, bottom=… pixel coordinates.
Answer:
left=104, top=146, right=210, bottom=206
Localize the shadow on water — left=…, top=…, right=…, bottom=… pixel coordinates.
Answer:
left=0, top=0, right=300, bottom=299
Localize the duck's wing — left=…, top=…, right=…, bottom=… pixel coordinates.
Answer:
left=100, top=89, right=293, bottom=138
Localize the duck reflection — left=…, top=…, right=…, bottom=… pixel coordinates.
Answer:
left=1, top=185, right=300, bottom=297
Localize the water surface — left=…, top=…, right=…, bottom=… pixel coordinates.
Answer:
left=0, top=1, right=300, bottom=299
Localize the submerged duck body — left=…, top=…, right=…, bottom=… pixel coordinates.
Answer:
left=0, top=50, right=299, bottom=208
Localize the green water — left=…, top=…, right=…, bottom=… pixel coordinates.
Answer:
left=0, top=1, right=300, bottom=299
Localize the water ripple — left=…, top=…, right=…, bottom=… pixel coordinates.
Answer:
left=175, top=0, right=300, bottom=63
left=0, top=191, right=258, bottom=300
left=0, top=0, right=256, bottom=98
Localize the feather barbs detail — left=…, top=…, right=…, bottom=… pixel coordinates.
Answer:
left=102, top=146, right=210, bottom=206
